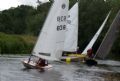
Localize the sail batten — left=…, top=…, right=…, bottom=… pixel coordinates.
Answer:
left=32, top=0, right=69, bottom=61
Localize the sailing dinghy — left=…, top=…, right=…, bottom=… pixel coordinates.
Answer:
left=22, top=0, right=69, bottom=70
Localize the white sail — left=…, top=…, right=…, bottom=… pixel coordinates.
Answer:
left=63, top=2, right=78, bottom=52
left=32, top=0, right=69, bottom=61
left=82, top=11, right=111, bottom=55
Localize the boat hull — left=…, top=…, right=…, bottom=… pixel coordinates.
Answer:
left=60, top=55, right=98, bottom=66
left=61, top=56, right=81, bottom=62
left=22, top=60, right=52, bottom=70
left=60, top=54, right=86, bottom=62
left=22, top=61, right=36, bottom=69
left=85, top=59, right=98, bottom=66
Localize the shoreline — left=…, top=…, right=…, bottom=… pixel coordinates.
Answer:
left=0, top=54, right=30, bottom=58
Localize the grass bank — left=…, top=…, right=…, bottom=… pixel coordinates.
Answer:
left=0, top=32, right=36, bottom=54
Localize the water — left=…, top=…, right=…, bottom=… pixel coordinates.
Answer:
left=0, top=56, right=120, bottom=81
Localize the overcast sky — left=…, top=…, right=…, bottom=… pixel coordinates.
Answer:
left=0, top=0, right=49, bottom=11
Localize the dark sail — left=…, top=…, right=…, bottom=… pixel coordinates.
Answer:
left=95, top=10, right=120, bottom=59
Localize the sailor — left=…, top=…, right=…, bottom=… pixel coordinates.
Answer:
left=36, top=58, right=48, bottom=67
left=85, top=48, right=97, bottom=66
left=76, top=46, right=81, bottom=54
left=87, top=48, right=93, bottom=58
left=72, top=47, right=80, bottom=54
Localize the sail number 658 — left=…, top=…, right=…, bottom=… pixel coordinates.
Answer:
left=57, top=25, right=66, bottom=31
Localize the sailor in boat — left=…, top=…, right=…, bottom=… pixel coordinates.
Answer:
left=35, top=58, right=48, bottom=71
left=36, top=58, right=48, bottom=67
left=87, top=48, right=94, bottom=58
left=85, top=48, right=98, bottom=66
left=76, top=46, right=81, bottom=54
left=22, top=55, right=49, bottom=70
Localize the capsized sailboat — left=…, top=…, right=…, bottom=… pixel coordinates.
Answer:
left=22, top=0, right=69, bottom=69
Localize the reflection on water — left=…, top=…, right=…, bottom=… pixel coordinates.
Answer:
left=0, top=56, right=120, bottom=81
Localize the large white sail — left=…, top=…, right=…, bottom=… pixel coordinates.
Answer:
left=82, top=11, right=111, bottom=55
left=63, top=2, right=78, bottom=52
left=32, top=0, right=69, bottom=61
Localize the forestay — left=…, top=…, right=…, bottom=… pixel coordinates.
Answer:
left=82, top=11, right=111, bottom=55
left=32, top=0, right=69, bottom=61
left=63, top=2, right=78, bottom=52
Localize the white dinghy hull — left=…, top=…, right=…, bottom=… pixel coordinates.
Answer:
left=22, top=60, right=52, bottom=69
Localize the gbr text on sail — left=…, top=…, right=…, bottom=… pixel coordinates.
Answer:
left=57, top=16, right=67, bottom=31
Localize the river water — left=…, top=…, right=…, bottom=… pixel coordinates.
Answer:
left=0, top=56, right=120, bottom=81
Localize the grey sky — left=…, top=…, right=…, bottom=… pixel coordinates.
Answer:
left=0, top=0, right=49, bottom=11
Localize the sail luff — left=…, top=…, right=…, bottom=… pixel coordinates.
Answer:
left=82, top=11, right=111, bottom=55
